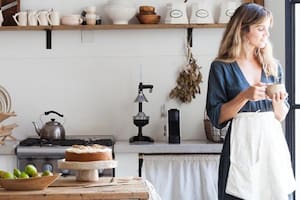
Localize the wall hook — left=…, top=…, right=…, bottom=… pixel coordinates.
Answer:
left=187, top=28, right=193, bottom=47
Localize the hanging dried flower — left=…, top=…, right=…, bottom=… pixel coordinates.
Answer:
left=169, top=45, right=203, bottom=103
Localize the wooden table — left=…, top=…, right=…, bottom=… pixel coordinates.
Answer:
left=0, top=177, right=149, bottom=200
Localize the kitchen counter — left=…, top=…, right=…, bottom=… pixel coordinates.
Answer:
left=114, top=140, right=223, bottom=154
left=0, top=177, right=151, bottom=200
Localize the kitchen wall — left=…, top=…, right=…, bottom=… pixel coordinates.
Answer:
left=0, top=0, right=284, bottom=141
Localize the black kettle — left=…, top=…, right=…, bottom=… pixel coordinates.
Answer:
left=32, top=110, right=65, bottom=140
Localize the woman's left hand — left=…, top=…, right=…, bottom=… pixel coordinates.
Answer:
left=268, top=91, right=288, bottom=102
left=269, top=91, right=289, bottom=121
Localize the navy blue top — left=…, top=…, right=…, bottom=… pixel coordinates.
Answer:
left=206, top=60, right=284, bottom=129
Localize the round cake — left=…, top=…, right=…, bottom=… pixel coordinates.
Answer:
left=65, top=144, right=112, bottom=162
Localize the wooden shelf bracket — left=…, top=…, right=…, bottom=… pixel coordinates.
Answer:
left=187, top=27, right=193, bottom=47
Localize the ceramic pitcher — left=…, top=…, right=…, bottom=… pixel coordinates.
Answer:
left=28, top=11, right=38, bottom=26
left=37, top=10, right=49, bottom=26
left=13, top=11, right=28, bottom=26
left=47, top=10, right=60, bottom=26
left=0, top=9, right=4, bottom=26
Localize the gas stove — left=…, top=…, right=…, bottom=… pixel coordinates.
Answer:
left=16, top=135, right=115, bottom=176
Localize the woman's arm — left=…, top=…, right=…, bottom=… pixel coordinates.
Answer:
left=219, top=82, right=267, bottom=124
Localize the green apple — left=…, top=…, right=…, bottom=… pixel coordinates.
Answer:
left=24, top=164, right=38, bottom=177
left=0, top=170, right=6, bottom=178
left=19, top=172, right=30, bottom=179
left=3, top=172, right=14, bottom=179
left=13, top=168, right=22, bottom=178
left=42, top=170, right=53, bottom=176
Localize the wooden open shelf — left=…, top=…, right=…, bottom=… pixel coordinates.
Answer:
left=0, top=23, right=226, bottom=49
left=0, top=23, right=226, bottom=31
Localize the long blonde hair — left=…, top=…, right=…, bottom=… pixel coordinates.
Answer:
left=216, top=3, right=278, bottom=77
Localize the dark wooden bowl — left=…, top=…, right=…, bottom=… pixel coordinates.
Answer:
left=137, top=14, right=160, bottom=24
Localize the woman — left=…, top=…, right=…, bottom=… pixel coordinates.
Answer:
left=206, top=3, right=296, bottom=200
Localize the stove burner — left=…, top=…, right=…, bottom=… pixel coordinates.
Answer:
left=19, top=137, right=114, bottom=147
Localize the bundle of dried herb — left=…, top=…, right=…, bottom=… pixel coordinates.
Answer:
left=169, top=49, right=203, bottom=103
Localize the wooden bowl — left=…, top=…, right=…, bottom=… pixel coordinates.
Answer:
left=139, top=6, right=155, bottom=13
left=137, top=14, right=160, bottom=24
left=0, top=173, right=61, bottom=191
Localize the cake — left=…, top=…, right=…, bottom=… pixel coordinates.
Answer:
left=65, top=144, right=112, bottom=162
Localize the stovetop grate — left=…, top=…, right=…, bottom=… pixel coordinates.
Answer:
left=19, top=138, right=114, bottom=147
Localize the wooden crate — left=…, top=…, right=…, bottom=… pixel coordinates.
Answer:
left=0, top=0, right=20, bottom=26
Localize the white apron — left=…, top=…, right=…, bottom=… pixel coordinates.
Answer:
left=225, top=112, right=296, bottom=200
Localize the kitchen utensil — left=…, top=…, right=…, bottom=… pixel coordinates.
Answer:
left=165, top=2, right=188, bottom=24
left=61, top=15, right=83, bottom=25
left=0, top=9, right=3, bottom=26
left=85, top=6, right=96, bottom=14
left=58, top=159, right=117, bottom=182
left=218, top=0, right=239, bottom=23
left=130, top=82, right=154, bottom=144
left=139, top=6, right=155, bottom=14
left=37, top=10, right=49, bottom=26
left=47, top=10, right=60, bottom=26
left=28, top=10, right=38, bottom=26
left=12, top=11, right=27, bottom=26
left=86, top=13, right=96, bottom=25
left=0, top=173, right=61, bottom=191
left=266, top=83, right=286, bottom=97
left=190, top=1, right=214, bottom=24
left=32, top=110, right=66, bottom=140
left=136, top=14, right=160, bottom=24
left=104, top=0, right=136, bottom=25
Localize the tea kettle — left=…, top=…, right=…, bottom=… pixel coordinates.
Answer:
left=32, top=110, right=66, bottom=140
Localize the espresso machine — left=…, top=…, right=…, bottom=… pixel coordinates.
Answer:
left=129, top=82, right=154, bottom=144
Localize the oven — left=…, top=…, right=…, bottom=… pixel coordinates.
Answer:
left=15, top=135, right=115, bottom=177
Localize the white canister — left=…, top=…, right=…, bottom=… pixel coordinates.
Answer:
left=218, top=0, right=239, bottom=23
left=165, top=3, right=188, bottom=24
left=190, top=2, right=214, bottom=24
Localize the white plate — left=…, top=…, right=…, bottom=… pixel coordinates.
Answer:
left=0, top=85, right=11, bottom=113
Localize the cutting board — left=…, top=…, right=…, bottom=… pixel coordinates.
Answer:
left=0, top=0, right=20, bottom=26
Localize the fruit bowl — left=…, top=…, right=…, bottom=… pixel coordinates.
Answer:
left=0, top=173, right=61, bottom=191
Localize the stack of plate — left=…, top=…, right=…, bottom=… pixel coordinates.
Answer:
left=0, top=85, right=11, bottom=113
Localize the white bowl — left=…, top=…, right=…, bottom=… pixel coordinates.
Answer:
left=61, top=15, right=83, bottom=25
left=105, top=6, right=136, bottom=24
left=107, top=0, right=134, bottom=7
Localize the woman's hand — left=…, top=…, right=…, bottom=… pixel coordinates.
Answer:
left=269, top=91, right=289, bottom=121
left=242, top=82, right=267, bottom=101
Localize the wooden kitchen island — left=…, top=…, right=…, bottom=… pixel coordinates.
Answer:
left=0, top=177, right=150, bottom=200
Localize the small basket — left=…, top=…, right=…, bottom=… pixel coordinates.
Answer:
left=204, top=112, right=228, bottom=143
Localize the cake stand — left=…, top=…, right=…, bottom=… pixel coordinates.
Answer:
left=58, top=159, right=117, bottom=182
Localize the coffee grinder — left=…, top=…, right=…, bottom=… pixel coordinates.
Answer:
left=129, top=82, right=154, bottom=144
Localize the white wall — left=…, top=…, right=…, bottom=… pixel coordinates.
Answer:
left=0, top=0, right=284, bottom=142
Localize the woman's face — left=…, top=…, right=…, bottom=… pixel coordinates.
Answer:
left=245, top=18, right=271, bottom=49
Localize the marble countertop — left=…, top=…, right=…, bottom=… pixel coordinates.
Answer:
left=114, top=140, right=223, bottom=154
